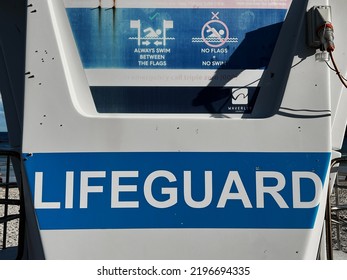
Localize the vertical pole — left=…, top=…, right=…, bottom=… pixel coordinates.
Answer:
left=0, top=156, right=3, bottom=249
left=336, top=187, right=341, bottom=250
left=2, top=155, right=10, bottom=249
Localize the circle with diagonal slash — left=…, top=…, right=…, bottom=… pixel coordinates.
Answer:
left=201, top=20, right=229, bottom=48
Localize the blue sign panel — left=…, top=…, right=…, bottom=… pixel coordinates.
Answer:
left=24, top=152, right=330, bottom=230
left=66, top=8, right=287, bottom=69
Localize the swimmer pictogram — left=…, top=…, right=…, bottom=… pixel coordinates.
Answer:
left=192, top=12, right=238, bottom=47
left=130, top=19, right=174, bottom=46
left=202, top=19, right=229, bottom=47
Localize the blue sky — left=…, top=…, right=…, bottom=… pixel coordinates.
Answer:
left=0, top=94, right=8, bottom=132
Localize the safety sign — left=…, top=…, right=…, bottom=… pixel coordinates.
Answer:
left=66, top=7, right=287, bottom=69
left=26, top=151, right=329, bottom=230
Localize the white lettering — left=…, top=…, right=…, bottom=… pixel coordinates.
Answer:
left=183, top=171, right=213, bottom=208
left=80, top=171, right=105, bottom=208
left=34, top=170, right=322, bottom=210
left=65, top=171, right=74, bottom=209
left=256, top=171, right=289, bottom=208
left=217, top=171, right=252, bottom=208
left=111, top=171, right=139, bottom=208
left=34, top=172, right=61, bottom=209
left=134, top=48, right=155, bottom=53
left=292, top=172, right=322, bottom=208
left=144, top=170, right=177, bottom=208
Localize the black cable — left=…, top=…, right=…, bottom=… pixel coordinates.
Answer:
left=328, top=50, right=347, bottom=88
left=325, top=60, right=336, bottom=72
left=326, top=57, right=347, bottom=82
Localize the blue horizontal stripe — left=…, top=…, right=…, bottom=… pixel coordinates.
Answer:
left=23, top=152, right=330, bottom=230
